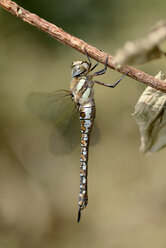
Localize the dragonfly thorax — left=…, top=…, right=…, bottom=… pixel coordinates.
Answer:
left=71, top=61, right=90, bottom=77
left=71, top=60, right=94, bottom=105
left=70, top=77, right=94, bottom=106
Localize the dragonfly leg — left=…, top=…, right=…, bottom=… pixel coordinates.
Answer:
left=84, top=49, right=92, bottom=69
left=84, top=49, right=109, bottom=74
left=89, top=62, right=99, bottom=72
left=84, top=49, right=100, bottom=72
left=94, top=71, right=129, bottom=88
left=91, top=55, right=108, bottom=76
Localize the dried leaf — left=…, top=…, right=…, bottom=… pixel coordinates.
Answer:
left=114, top=20, right=166, bottom=65
left=132, top=71, right=166, bottom=153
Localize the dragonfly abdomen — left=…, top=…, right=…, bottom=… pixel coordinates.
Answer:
left=77, top=104, right=95, bottom=222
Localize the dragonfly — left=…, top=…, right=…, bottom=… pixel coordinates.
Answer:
left=27, top=50, right=128, bottom=222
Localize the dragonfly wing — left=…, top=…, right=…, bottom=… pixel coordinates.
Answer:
left=27, top=90, right=100, bottom=155
left=49, top=106, right=81, bottom=155
left=90, top=123, right=100, bottom=146
left=27, top=90, right=74, bottom=123
left=49, top=108, right=100, bottom=155
left=27, top=90, right=81, bottom=154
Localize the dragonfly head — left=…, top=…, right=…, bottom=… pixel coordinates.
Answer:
left=71, top=61, right=90, bottom=77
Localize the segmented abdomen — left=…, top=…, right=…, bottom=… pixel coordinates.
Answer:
left=77, top=104, right=95, bottom=222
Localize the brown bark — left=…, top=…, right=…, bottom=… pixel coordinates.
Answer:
left=0, top=0, right=166, bottom=92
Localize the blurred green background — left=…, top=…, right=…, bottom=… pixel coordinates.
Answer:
left=0, top=0, right=166, bottom=247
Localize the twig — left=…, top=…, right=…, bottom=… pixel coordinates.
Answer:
left=1, top=0, right=166, bottom=92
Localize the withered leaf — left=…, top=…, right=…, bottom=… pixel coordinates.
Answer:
left=114, top=20, right=166, bottom=66
left=132, top=71, right=166, bottom=153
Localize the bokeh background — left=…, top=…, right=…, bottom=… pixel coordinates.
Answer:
left=0, top=0, right=166, bottom=247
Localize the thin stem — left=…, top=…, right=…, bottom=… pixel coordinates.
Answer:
left=0, top=0, right=166, bottom=92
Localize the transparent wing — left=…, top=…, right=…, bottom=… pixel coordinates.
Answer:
left=27, top=90, right=74, bottom=123
left=49, top=112, right=100, bottom=155
left=27, top=90, right=81, bottom=154
left=27, top=90, right=100, bottom=155
left=49, top=106, right=81, bottom=155
left=91, top=123, right=100, bottom=146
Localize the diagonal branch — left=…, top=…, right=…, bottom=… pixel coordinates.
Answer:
left=1, top=0, right=166, bottom=92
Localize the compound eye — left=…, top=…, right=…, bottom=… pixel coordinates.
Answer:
left=71, top=61, right=82, bottom=68
left=82, top=62, right=89, bottom=70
